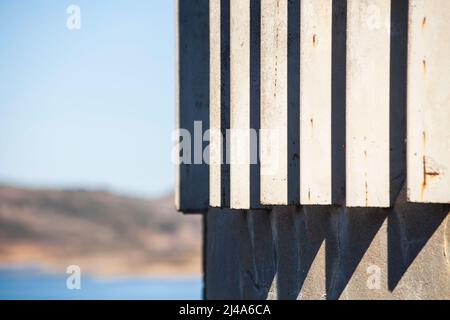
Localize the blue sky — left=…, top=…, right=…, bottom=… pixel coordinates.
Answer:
left=0, top=0, right=175, bottom=197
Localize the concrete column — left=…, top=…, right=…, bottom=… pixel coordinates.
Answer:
left=407, top=0, right=450, bottom=203
left=346, top=0, right=391, bottom=207
left=299, top=0, right=333, bottom=205
left=175, top=0, right=210, bottom=212
left=260, top=0, right=289, bottom=205
left=230, top=0, right=252, bottom=209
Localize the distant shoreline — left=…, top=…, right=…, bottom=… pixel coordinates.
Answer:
left=0, top=185, right=203, bottom=279
left=0, top=263, right=202, bottom=279
left=0, top=242, right=202, bottom=278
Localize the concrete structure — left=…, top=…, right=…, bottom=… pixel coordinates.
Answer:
left=260, top=0, right=289, bottom=205
left=175, top=0, right=210, bottom=213
left=176, top=0, right=450, bottom=299
left=407, top=0, right=450, bottom=204
left=346, top=0, right=391, bottom=207
left=300, top=0, right=333, bottom=205
left=204, top=188, right=449, bottom=300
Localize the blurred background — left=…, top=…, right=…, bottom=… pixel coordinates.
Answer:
left=0, top=0, right=202, bottom=299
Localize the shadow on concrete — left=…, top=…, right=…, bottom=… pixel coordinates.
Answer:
left=239, top=211, right=277, bottom=299
left=205, top=209, right=243, bottom=299
left=287, top=0, right=300, bottom=205
left=205, top=200, right=448, bottom=299
left=250, top=0, right=262, bottom=209
left=387, top=200, right=449, bottom=291
left=205, top=209, right=277, bottom=300
left=331, top=0, right=347, bottom=205
left=389, top=0, right=408, bottom=203
left=325, top=208, right=387, bottom=300
left=220, top=0, right=231, bottom=208
left=177, top=0, right=210, bottom=212
left=276, top=206, right=329, bottom=299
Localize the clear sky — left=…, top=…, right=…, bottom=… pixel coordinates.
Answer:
left=0, top=0, right=175, bottom=198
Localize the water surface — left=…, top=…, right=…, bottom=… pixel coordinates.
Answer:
left=0, top=267, right=202, bottom=300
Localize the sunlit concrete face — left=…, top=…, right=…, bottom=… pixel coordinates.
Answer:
left=407, top=0, right=450, bottom=204
left=299, top=0, right=333, bottom=205
left=210, top=0, right=223, bottom=208
left=260, top=0, right=288, bottom=206
left=229, top=0, right=252, bottom=209
left=346, top=0, right=391, bottom=208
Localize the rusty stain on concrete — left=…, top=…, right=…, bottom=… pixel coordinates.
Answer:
left=421, top=156, right=442, bottom=199
left=364, top=181, right=369, bottom=207
left=420, top=131, right=443, bottom=199
left=422, top=16, right=427, bottom=28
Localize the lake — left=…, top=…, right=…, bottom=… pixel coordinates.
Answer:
left=0, top=267, right=202, bottom=300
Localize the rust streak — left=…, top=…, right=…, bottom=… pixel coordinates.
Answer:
left=422, top=17, right=427, bottom=29
left=308, top=189, right=311, bottom=203
left=422, top=59, right=427, bottom=75
left=421, top=131, right=426, bottom=199
left=365, top=181, right=369, bottom=207
left=312, top=34, right=318, bottom=47
left=421, top=155, right=441, bottom=200
left=423, top=156, right=440, bottom=179
left=421, top=156, right=427, bottom=198
left=310, top=118, right=314, bottom=128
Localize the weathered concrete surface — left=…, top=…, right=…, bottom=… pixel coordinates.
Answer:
left=209, top=0, right=223, bottom=208
left=205, top=186, right=450, bottom=299
left=346, top=0, right=391, bottom=207
left=260, top=0, right=288, bottom=205
left=299, top=0, right=333, bottom=205
left=230, top=0, right=251, bottom=209
left=175, top=0, right=210, bottom=212
left=407, top=0, right=450, bottom=204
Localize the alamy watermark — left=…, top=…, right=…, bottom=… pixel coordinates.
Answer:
left=66, top=265, right=81, bottom=290
left=366, top=264, right=382, bottom=290
left=66, top=5, right=81, bottom=30
left=171, top=121, right=283, bottom=175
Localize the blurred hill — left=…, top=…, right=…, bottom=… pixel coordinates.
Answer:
left=0, top=185, right=202, bottom=276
